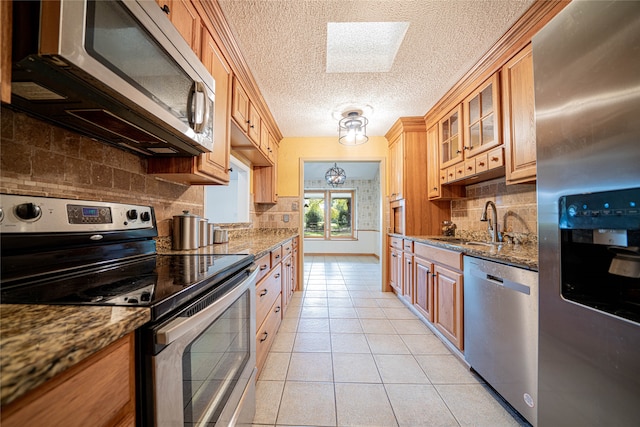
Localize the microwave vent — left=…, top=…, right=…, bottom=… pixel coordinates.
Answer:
left=66, top=109, right=166, bottom=145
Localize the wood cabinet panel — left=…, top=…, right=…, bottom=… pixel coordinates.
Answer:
left=255, top=252, right=271, bottom=283
left=270, top=245, right=283, bottom=266
left=439, top=105, right=464, bottom=169
left=254, top=164, right=278, bottom=204
left=256, top=264, right=282, bottom=327
left=256, top=298, right=282, bottom=377
left=389, top=246, right=403, bottom=294
left=1, top=334, right=135, bottom=427
left=1, top=0, right=12, bottom=103
left=502, top=44, right=537, bottom=185
left=463, top=73, right=501, bottom=156
left=414, top=257, right=434, bottom=322
left=413, top=242, right=463, bottom=271
left=433, top=264, right=464, bottom=350
left=402, top=252, right=414, bottom=303
left=232, top=78, right=250, bottom=133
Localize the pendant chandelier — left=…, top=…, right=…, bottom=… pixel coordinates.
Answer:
left=338, top=111, right=368, bottom=146
left=325, top=163, right=347, bottom=187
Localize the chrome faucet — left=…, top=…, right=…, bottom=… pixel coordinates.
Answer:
left=480, top=200, right=502, bottom=243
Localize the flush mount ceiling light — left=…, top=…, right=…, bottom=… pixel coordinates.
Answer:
left=325, top=163, right=347, bottom=187
left=338, top=111, right=368, bottom=146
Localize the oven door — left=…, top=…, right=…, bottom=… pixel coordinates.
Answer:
left=147, top=266, right=257, bottom=426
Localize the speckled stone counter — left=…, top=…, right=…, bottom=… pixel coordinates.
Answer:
left=391, top=234, right=538, bottom=270
left=158, top=229, right=299, bottom=260
left=0, top=305, right=149, bottom=406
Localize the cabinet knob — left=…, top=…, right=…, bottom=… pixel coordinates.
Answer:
left=456, top=150, right=462, bottom=154
left=478, top=161, right=485, bottom=166
left=433, top=187, right=437, bottom=191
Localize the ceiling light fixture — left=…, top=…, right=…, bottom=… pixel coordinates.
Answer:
left=325, top=163, right=347, bottom=187
left=338, top=111, right=368, bottom=146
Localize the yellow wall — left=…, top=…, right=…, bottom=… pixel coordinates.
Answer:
left=277, top=136, right=389, bottom=197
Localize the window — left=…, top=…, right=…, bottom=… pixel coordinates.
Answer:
left=304, top=190, right=355, bottom=239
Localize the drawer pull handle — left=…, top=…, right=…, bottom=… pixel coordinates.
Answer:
left=275, top=306, right=281, bottom=313
left=260, top=265, right=268, bottom=271
left=275, top=273, right=281, bottom=279
left=260, top=332, right=268, bottom=342
left=260, top=289, right=268, bottom=297
left=275, top=254, right=281, bottom=259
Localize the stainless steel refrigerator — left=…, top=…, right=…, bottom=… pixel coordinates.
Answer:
left=534, top=1, right=640, bottom=425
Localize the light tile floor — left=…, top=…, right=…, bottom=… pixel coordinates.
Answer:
left=253, top=255, right=527, bottom=427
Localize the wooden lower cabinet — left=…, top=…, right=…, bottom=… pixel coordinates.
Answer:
left=433, top=264, right=464, bottom=351
left=402, top=251, right=414, bottom=303
left=255, top=237, right=298, bottom=377
left=1, top=333, right=136, bottom=427
left=413, top=257, right=434, bottom=322
left=389, top=246, right=403, bottom=294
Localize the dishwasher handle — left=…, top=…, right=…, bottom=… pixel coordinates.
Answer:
left=483, top=272, right=530, bottom=295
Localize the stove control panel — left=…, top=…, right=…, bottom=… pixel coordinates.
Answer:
left=0, top=194, right=155, bottom=233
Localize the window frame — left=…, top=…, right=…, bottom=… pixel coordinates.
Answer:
left=303, top=189, right=356, bottom=240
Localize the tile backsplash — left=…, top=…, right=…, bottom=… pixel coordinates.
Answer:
left=1, top=107, right=203, bottom=238
left=451, top=177, right=537, bottom=242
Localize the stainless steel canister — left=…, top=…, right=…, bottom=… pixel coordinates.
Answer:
left=208, top=223, right=215, bottom=246
left=172, top=211, right=200, bottom=250
left=199, top=218, right=209, bottom=247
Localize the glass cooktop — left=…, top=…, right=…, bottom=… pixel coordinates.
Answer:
left=0, top=253, right=253, bottom=321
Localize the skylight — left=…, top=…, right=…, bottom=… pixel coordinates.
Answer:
left=326, top=22, right=410, bottom=73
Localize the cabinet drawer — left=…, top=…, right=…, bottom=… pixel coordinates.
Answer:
left=414, top=242, right=463, bottom=271
left=282, top=240, right=293, bottom=258
left=446, top=166, right=456, bottom=183
left=390, top=237, right=403, bottom=250
left=255, top=253, right=271, bottom=283
left=475, top=153, right=489, bottom=173
left=488, top=147, right=504, bottom=169
left=464, top=159, right=476, bottom=177
left=270, top=246, right=283, bottom=266
left=256, top=298, right=282, bottom=377
left=256, top=264, right=282, bottom=327
left=403, top=239, right=414, bottom=252
left=454, top=163, right=465, bottom=181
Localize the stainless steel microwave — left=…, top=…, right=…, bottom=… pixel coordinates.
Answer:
left=10, top=0, right=215, bottom=156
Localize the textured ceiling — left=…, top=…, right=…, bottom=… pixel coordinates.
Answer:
left=217, top=0, right=536, bottom=138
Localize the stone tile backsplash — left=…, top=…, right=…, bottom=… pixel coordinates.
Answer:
left=451, top=177, right=537, bottom=242
left=1, top=107, right=203, bottom=238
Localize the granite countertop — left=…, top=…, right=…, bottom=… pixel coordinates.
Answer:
left=1, top=230, right=299, bottom=407
left=391, top=234, right=538, bottom=270
left=0, top=305, right=149, bottom=407
left=159, top=230, right=299, bottom=260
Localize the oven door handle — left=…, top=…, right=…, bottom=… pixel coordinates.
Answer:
left=156, top=266, right=258, bottom=345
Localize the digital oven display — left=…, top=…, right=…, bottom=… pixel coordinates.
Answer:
left=82, top=207, right=100, bottom=217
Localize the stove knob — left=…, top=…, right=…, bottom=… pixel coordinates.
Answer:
left=140, top=211, right=151, bottom=222
left=126, top=209, right=138, bottom=220
left=15, top=203, right=42, bottom=221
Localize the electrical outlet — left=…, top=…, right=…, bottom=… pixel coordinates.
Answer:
left=283, top=214, right=290, bottom=222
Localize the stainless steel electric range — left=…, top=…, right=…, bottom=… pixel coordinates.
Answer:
left=0, top=194, right=258, bottom=426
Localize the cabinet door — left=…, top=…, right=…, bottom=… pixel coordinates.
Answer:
left=463, top=73, right=501, bottom=156
left=414, top=257, right=434, bottom=322
left=502, top=44, right=537, bottom=185
left=232, top=78, right=250, bottom=133
left=199, top=28, right=231, bottom=183
left=427, top=124, right=441, bottom=200
left=389, top=247, right=402, bottom=294
left=248, top=103, right=261, bottom=145
left=388, top=137, right=404, bottom=201
left=433, top=264, right=463, bottom=350
left=160, top=0, right=201, bottom=56
left=402, top=252, right=414, bottom=303
left=439, top=105, right=463, bottom=168
left=254, top=165, right=277, bottom=204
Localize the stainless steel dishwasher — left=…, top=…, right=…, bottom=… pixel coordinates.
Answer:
left=464, top=256, right=539, bottom=426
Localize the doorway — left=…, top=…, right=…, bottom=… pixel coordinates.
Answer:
left=299, top=159, right=384, bottom=290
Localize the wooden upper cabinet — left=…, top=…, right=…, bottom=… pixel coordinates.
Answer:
left=157, top=0, right=201, bottom=56
left=463, top=72, right=501, bottom=157
left=388, top=136, right=404, bottom=201
left=248, top=103, right=261, bottom=145
left=1, top=0, right=12, bottom=104
left=502, top=44, right=537, bottom=185
left=198, top=27, right=231, bottom=183
left=427, top=124, right=440, bottom=200
left=439, top=105, right=463, bottom=169
left=232, top=78, right=250, bottom=133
